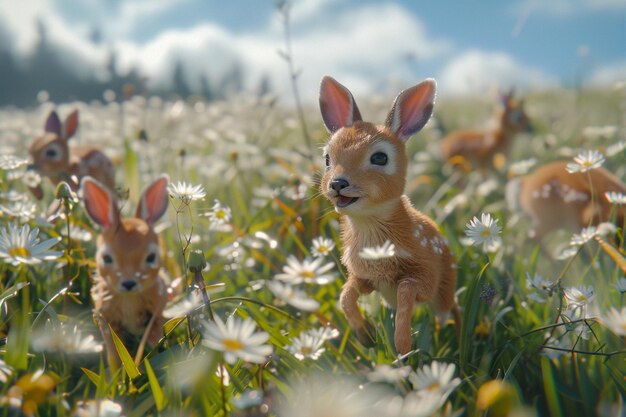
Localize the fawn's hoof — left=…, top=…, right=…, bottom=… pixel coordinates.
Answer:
left=354, top=321, right=376, bottom=347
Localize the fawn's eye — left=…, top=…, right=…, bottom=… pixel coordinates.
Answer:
left=370, top=152, right=388, bottom=166
left=145, top=252, right=158, bottom=266
left=102, top=254, right=113, bottom=265
left=44, top=144, right=61, bottom=160
left=324, top=154, right=330, bottom=168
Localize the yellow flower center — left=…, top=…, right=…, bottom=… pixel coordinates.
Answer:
left=481, top=229, right=491, bottom=237
left=318, top=245, right=327, bottom=252
left=301, top=346, right=312, bottom=355
left=9, top=247, right=30, bottom=258
left=299, top=270, right=315, bottom=279
left=216, top=210, right=225, bottom=219
left=222, top=338, right=243, bottom=351
left=427, top=382, right=441, bottom=392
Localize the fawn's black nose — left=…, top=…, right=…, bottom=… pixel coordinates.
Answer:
left=121, top=280, right=137, bottom=291
left=330, top=179, right=349, bottom=192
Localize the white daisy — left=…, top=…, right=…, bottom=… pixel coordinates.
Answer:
left=464, top=213, right=502, bottom=252
left=507, top=157, right=537, bottom=176
left=614, top=277, right=626, bottom=294
left=22, top=170, right=41, bottom=188
left=274, top=255, right=336, bottom=285
left=367, top=364, right=412, bottom=384
left=606, top=140, right=626, bottom=157
left=286, top=331, right=327, bottom=360
left=359, top=240, right=396, bottom=260
left=311, top=236, right=335, bottom=258
left=0, top=223, right=63, bottom=266
left=163, top=292, right=205, bottom=318
left=408, top=361, right=461, bottom=400
left=570, top=226, right=598, bottom=246
left=205, top=199, right=232, bottom=227
left=0, top=200, right=37, bottom=222
left=0, top=155, right=28, bottom=171
left=168, top=181, right=206, bottom=204
left=309, top=326, right=340, bottom=341
left=385, top=390, right=445, bottom=417
left=526, top=272, right=556, bottom=303
left=201, top=315, right=272, bottom=365
left=74, top=400, right=123, bottom=417
left=563, top=285, right=595, bottom=310
left=605, top=191, right=626, bottom=205
left=266, top=280, right=320, bottom=311
left=31, top=320, right=103, bottom=354
left=565, top=150, right=605, bottom=173
left=601, top=307, right=626, bottom=336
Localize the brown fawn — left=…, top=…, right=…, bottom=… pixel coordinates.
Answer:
left=28, top=110, right=115, bottom=198
left=440, top=91, right=533, bottom=171
left=507, top=160, right=626, bottom=242
left=319, top=76, right=460, bottom=355
left=81, top=175, right=170, bottom=363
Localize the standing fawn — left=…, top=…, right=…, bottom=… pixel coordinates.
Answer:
left=81, top=175, right=170, bottom=363
left=440, top=91, right=533, bottom=171
left=507, top=160, right=626, bottom=242
left=319, top=76, right=460, bottom=355
left=28, top=110, right=115, bottom=198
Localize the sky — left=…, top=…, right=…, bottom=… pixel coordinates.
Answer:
left=0, top=0, right=624, bottom=102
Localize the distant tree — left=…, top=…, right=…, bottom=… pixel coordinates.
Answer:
left=199, top=74, right=214, bottom=101
left=172, top=60, right=191, bottom=99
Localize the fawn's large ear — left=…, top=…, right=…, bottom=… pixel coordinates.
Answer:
left=385, top=78, right=436, bottom=142
left=81, top=176, right=119, bottom=229
left=319, top=76, right=362, bottom=133
left=45, top=111, right=62, bottom=136
left=64, top=110, right=79, bottom=140
left=136, top=174, right=169, bottom=225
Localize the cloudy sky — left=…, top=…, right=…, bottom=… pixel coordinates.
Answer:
left=1, top=0, right=624, bottom=101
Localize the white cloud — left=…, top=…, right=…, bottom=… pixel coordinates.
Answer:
left=438, top=50, right=558, bottom=96
left=589, top=60, right=626, bottom=87
left=512, top=0, right=626, bottom=17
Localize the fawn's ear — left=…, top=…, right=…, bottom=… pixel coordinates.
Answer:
left=385, top=78, right=436, bottom=142
left=81, top=176, right=119, bottom=229
left=64, top=110, right=79, bottom=140
left=45, top=111, right=62, bottom=136
left=319, top=76, right=362, bottom=133
left=136, top=174, right=169, bottom=225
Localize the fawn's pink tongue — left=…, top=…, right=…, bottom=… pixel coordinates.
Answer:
left=337, top=195, right=357, bottom=207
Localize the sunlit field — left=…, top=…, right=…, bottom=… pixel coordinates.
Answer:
left=0, top=83, right=625, bottom=417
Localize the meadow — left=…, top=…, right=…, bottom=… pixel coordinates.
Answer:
left=0, top=83, right=625, bottom=417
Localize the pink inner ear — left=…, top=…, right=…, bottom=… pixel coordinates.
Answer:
left=138, top=176, right=169, bottom=224
left=83, top=179, right=114, bottom=228
left=319, top=77, right=361, bottom=132
left=388, top=80, right=436, bottom=141
left=64, top=110, right=79, bottom=139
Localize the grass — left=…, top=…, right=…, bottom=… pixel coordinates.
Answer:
left=0, top=85, right=625, bottom=416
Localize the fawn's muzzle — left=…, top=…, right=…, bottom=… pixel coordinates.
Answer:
left=330, top=178, right=349, bottom=192
left=121, top=280, right=137, bottom=291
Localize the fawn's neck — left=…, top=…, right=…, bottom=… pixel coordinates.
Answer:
left=342, top=196, right=411, bottom=240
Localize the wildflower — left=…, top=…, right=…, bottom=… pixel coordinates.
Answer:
left=614, top=277, right=626, bottom=294
left=205, top=199, right=232, bottom=226
left=0, top=223, right=63, bottom=266
left=554, top=246, right=579, bottom=260
left=286, top=330, right=327, bottom=360
left=480, top=284, right=496, bottom=305
left=266, top=280, right=320, bottom=311
left=0, top=155, right=28, bottom=170
left=274, top=255, right=336, bottom=285
left=168, top=181, right=206, bottom=204
left=385, top=390, right=443, bottom=417
left=563, top=285, right=595, bottom=311
left=201, top=315, right=272, bottom=364
left=464, top=213, right=502, bottom=252
left=5, top=370, right=57, bottom=417
left=0, top=200, right=37, bottom=222
left=309, top=325, right=340, bottom=341
left=367, top=364, right=412, bottom=384
left=31, top=320, right=102, bottom=354
left=311, top=236, right=335, bottom=257
left=605, top=191, right=626, bottom=205
left=526, top=272, right=556, bottom=303
left=565, top=150, right=605, bottom=173
left=570, top=226, right=597, bottom=246
left=22, top=170, right=41, bottom=188
left=508, top=157, right=537, bottom=176
left=73, top=400, right=123, bottom=417
left=359, top=240, right=396, bottom=260
left=163, top=292, right=204, bottom=318
left=606, top=139, right=626, bottom=157
left=476, top=379, right=519, bottom=417
left=408, top=361, right=461, bottom=401
left=601, top=307, right=626, bottom=336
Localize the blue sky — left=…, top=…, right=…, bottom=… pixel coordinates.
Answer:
left=1, top=0, right=624, bottom=100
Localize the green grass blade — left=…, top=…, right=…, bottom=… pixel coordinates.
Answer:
left=541, top=357, right=563, bottom=417
left=459, top=261, right=489, bottom=375
left=144, top=359, right=166, bottom=411
left=110, top=325, right=141, bottom=379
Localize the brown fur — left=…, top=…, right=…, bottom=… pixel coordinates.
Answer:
left=511, top=160, right=626, bottom=241
left=81, top=175, right=170, bottom=365
left=440, top=94, right=533, bottom=170
left=28, top=110, right=115, bottom=196
left=319, top=76, right=459, bottom=355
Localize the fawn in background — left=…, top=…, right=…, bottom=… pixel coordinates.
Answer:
left=28, top=110, right=115, bottom=199
left=81, top=175, right=170, bottom=365
left=319, top=76, right=460, bottom=355
left=440, top=90, right=533, bottom=171
left=507, top=160, right=626, bottom=242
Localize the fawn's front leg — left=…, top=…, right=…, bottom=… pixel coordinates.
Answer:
left=340, top=277, right=375, bottom=346
left=394, top=278, right=422, bottom=355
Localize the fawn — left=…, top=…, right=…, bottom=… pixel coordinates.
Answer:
left=319, top=76, right=460, bottom=355
left=81, top=175, right=170, bottom=363
left=507, top=160, right=626, bottom=242
left=28, top=110, right=115, bottom=198
left=440, top=91, right=533, bottom=171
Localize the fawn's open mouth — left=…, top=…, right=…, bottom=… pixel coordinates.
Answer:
left=336, top=195, right=359, bottom=208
